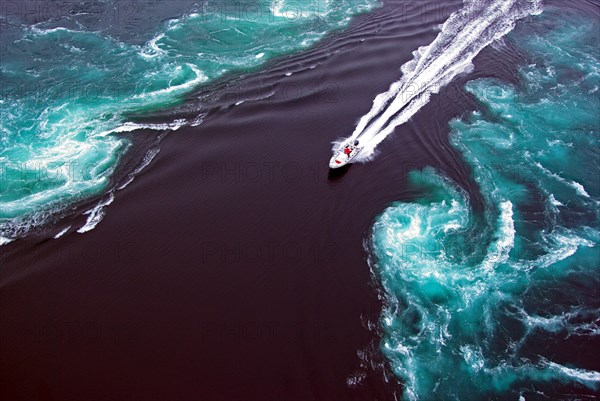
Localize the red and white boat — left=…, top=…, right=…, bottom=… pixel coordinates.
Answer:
left=329, top=140, right=362, bottom=169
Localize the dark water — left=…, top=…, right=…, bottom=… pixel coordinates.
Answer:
left=1, top=0, right=599, bottom=400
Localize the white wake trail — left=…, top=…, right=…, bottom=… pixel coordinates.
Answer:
left=336, top=0, right=543, bottom=162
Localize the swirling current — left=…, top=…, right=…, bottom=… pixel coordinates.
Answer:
left=369, top=5, right=599, bottom=400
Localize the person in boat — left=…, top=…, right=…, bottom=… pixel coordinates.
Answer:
left=343, top=140, right=360, bottom=159
left=344, top=140, right=360, bottom=159
left=344, top=146, right=352, bottom=158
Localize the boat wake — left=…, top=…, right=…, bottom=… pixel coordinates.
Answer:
left=334, top=0, right=542, bottom=161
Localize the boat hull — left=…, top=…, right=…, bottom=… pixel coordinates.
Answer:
left=329, top=145, right=362, bottom=169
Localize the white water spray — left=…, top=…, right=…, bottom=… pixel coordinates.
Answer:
left=335, top=0, right=543, bottom=161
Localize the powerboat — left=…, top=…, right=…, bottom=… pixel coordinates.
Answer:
left=329, top=140, right=362, bottom=169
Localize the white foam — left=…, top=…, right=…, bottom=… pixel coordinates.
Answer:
left=98, top=119, right=188, bottom=137
left=117, top=147, right=160, bottom=190
left=571, top=181, right=590, bottom=198
left=396, top=215, right=422, bottom=241
left=29, top=26, right=73, bottom=36
left=190, top=114, right=205, bottom=127
left=336, top=0, right=542, bottom=161
left=132, top=64, right=207, bottom=100
left=77, top=193, right=115, bottom=234
left=549, top=194, right=563, bottom=207
left=543, top=359, right=600, bottom=383
left=0, top=237, right=14, bottom=246
left=534, top=162, right=591, bottom=198
left=141, top=33, right=166, bottom=59
left=53, top=226, right=71, bottom=239
left=522, top=306, right=600, bottom=337
left=482, top=201, right=515, bottom=271
left=460, top=345, right=485, bottom=371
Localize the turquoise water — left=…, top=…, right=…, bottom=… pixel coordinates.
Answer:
left=370, top=7, right=599, bottom=401
left=0, top=0, right=378, bottom=239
